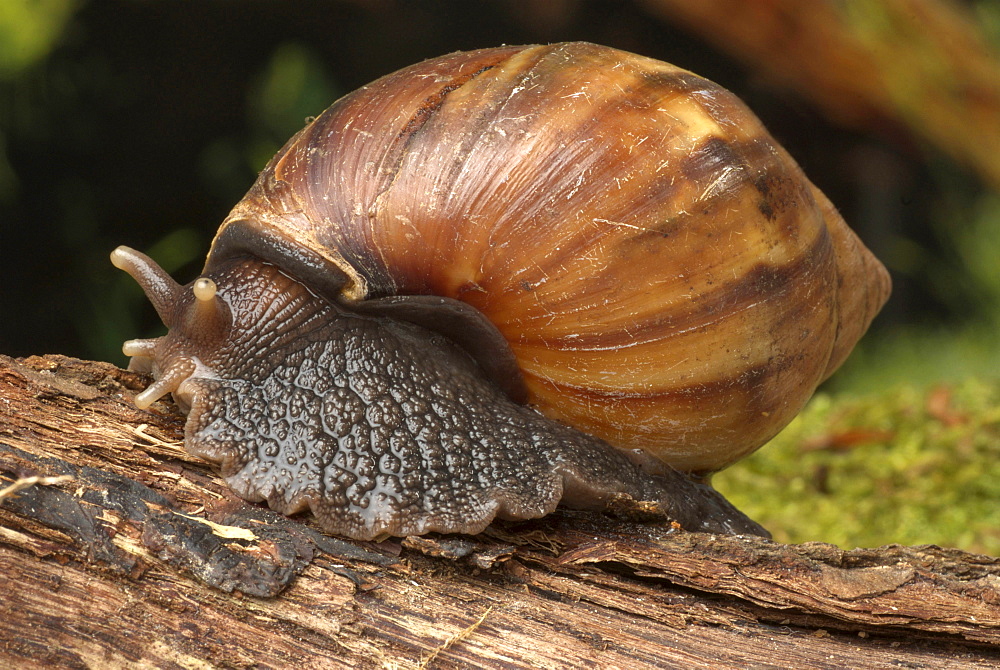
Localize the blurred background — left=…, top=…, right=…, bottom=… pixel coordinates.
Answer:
left=2, top=0, right=999, bottom=551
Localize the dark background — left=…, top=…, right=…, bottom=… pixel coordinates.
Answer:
left=1, top=0, right=995, bottom=385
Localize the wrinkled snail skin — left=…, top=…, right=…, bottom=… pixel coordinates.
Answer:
left=113, top=250, right=767, bottom=538
left=113, top=42, right=889, bottom=540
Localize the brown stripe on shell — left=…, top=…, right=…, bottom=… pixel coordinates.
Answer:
left=678, top=135, right=803, bottom=226
left=680, top=136, right=745, bottom=184
left=524, top=347, right=820, bottom=474
left=396, top=63, right=503, bottom=139
left=627, top=134, right=807, bottom=246
left=531, top=227, right=832, bottom=352
left=530, top=351, right=806, bottom=419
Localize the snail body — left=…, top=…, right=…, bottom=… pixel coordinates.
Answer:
left=113, top=42, right=889, bottom=540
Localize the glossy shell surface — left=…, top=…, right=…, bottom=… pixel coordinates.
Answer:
left=215, top=42, right=890, bottom=473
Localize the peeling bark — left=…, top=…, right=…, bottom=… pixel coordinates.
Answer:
left=1, top=354, right=998, bottom=669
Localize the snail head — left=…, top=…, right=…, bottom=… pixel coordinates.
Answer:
left=111, top=246, right=321, bottom=414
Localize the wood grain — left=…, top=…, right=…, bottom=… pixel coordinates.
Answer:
left=1, top=354, right=998, bottom=668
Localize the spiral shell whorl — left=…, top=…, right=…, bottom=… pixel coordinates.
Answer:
left=212, top=42, right=890, bottom=474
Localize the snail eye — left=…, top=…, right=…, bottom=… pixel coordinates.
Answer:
left=193, top=278, right=218, bottom=302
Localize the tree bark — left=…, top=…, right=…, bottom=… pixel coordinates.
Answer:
left=2, top=353, right=998, bottom=669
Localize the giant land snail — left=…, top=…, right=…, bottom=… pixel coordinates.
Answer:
left=112, top=42, right=890, bottom=541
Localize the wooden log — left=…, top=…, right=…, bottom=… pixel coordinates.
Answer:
left=1, top=353, right=999, bottom=668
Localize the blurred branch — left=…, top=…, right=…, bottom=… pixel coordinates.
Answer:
left=643, top=0, right=1000, bottom=189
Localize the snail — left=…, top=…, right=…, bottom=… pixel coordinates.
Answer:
left=111, top=42, right=890, bottom=541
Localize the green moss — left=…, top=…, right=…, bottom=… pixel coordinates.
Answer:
left=713, top=378, right=1000, bottom=555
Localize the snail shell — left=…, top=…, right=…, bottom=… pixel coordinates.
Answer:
left=214, top=42, right=889, bottom=473
left=113, top=42, right=889, bottom=539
